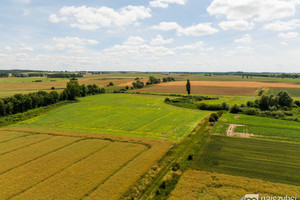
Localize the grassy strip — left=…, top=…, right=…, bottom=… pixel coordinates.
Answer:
left=121, top=118, right=210, bottom=200
left=0, top=101, right=74, bottom=127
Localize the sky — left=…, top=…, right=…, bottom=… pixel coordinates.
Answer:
left=1, top=0, right=300, bottom=72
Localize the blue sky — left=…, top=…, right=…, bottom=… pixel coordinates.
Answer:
left=1, top=0, right=300, bottom=72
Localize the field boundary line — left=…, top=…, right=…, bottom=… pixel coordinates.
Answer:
left=4, top=129, right=153, bottom=149
left=0, top=138, right=83, bottom=176
left=0, top=132, right=34, bottom=144
left=140, top=119, right=209, bottom=200
left=11, top=141, right=114, bottom=199
left=81, top=146, right=149, bottom=200
left=0, top=136, right=52, bottom=157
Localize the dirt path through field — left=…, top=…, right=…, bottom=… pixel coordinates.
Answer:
left=226, top=124, right=255, bottom=138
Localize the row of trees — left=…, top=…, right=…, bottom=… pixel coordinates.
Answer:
left=248, top=91, right=293, bottom=111
left=47, top=73, right=84, bottom=78
left=132, top=76, right=175, bottom=89
left=0, top=80, right=105, bottom=117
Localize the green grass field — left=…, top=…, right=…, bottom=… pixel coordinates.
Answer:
left=269, top=87, right=300, bottom=97
left=200, top=95, right=256, bottom=106
left=193, top=135, right=300, bottom=186
left=16, top=94, right=210, bottom=142
left=212, top=113, right=300, bottom=141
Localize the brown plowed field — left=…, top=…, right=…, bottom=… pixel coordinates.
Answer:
left=136, top=81, right=300, bottom=95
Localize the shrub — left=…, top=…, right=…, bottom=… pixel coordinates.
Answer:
left=187, top=154, right=194, bottom=161
left=221, top=102, right=230, bottom=110
left=230, top=104, right=242, bottom=113
left=172, top=162, right=180, bottom=171
left=165, top=98, right=170, bottom=102
left=51, top=87, right=55, bottom=90
left=242, top=108, right=259, bottom=115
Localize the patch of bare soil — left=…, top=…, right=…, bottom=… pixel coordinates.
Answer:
left=226, top=124, right=255, bottom=138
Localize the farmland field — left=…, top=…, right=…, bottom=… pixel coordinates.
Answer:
left=212, top=113, right=300, bottom=141
left=269, top=87, right=300, bottom=97
left=16, top=94, right=210, bottom=142
left=169, top=170, right=300, bottom=200
left=0, top=75, right=133, bottom=97
left=0, top=128, right=171, bottom=200
left=193, top=135, right=300, bottom=185
left=136, top=80, right=300, bottom=96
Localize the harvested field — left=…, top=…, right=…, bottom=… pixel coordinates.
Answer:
left=0, top=77, right=132, bottom=97
left=137, top=81, right=300, bottom=95
left=0, top=128, right=172, bottom=200
left=169, top=170, right=300, bottom=200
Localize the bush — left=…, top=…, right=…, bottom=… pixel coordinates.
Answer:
left=187, top=154, right=194, bottom=161
left=51, top=87, right=55, bottom=90
left=198, top=103, right=224, bottom=111
left=221, top=102, right=229, bottom=110
left=295, top=100, right=300, bottom=107
left=165, top=98, right=170, bottom=102
left=230, top=104, right=242, bottom=113
left=171, top=162, right=180, bottom=171
left=242, top=108, right=259, bottom=115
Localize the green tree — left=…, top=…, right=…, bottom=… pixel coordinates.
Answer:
left=186, top=79, right=191, bottom=95
left=277, top=91, right=293, bottom=108
left=259, top=95, right=270, bottom=111
left=0, top=99, right=6, bottom=116
left=65, top=80, right=81, bottom=100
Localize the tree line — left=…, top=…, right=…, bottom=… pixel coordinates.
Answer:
left=132, top=76, right=175, bottom=89
left=0, top=80, right=105, bottom=117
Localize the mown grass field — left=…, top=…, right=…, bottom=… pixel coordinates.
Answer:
left=200, top=95, right=255, bottom=106
left=0, top=128, right=172, bottom=200
left=16, top=94, right=210, bottom=142
left=169, top=170, right=300, bottom=200
left=193, top=135, right=300, bottom=186
left=212, top=113, right=300, bottom=141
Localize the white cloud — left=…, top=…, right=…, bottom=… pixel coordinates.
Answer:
left=150, top=22, right=180, bottom=31
left=12, top=0, right=31, bottom=4
left=124, top=36, right=146, bottom=46
left=149, top=0, right=187, bottom=8
left=264, top=20, right=300, bottom=31
left=49, top=14, right=67, bottom=23
left=3, top=46, right=13, bottom=52
left=2, top=44, right=33, bottom=52
left=150, top=35, right=174, bottom=45
left=23, top=9, right=30, bottom=16
left=177, top=23, right=218, bottom=36
left=50, top=5, right=151, bottom=30
left=52, top=37, right=98, bottom=45
left=102, top=36, right=175, bottom=59
left=281, top=42, right=288, bottom=46
left=151, top=22, right=218, bottom=36
left=207, top=0, right=297, bottom=22
left=219, top=20, right=254, bottom=30
left=236, top=46, right=254, bottom=53
left=44, top=37, right=98, bottom=53
left=176, top=41, right=204, bottom=50
left=234, top=34, right=252, bottom=44
left=278, top=32, right=299, bottom=39
left=18, top=44, right=34, bottom=51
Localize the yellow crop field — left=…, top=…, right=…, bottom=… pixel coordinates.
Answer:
left=0, top=128, right=172, bottom=200
left=169, top=170, right=300, bottom=200
left=0, top=131, right=30, bottom=142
